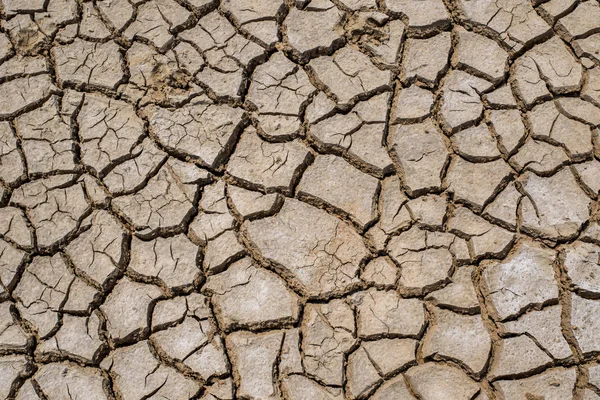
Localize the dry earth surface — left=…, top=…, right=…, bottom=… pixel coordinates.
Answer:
left=0, top=0, right=599, bottom=398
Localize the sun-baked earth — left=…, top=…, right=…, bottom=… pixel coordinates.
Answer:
left=0, top=0, right=600, bottom=399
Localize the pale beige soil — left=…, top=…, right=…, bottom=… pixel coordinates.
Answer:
left=0, top=0, right=600, bottom=398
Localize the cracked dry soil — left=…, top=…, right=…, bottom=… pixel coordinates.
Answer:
left=0, top=0, right=599, bottom=399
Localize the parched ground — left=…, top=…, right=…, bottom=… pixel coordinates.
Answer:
left=0, top=0, right=599, bottom=399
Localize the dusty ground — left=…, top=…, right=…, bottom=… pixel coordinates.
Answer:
left=0, top=0, right=599, bottom=398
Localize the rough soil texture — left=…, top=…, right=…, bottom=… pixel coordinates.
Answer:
left=0, top=0, right=599, bottom=398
